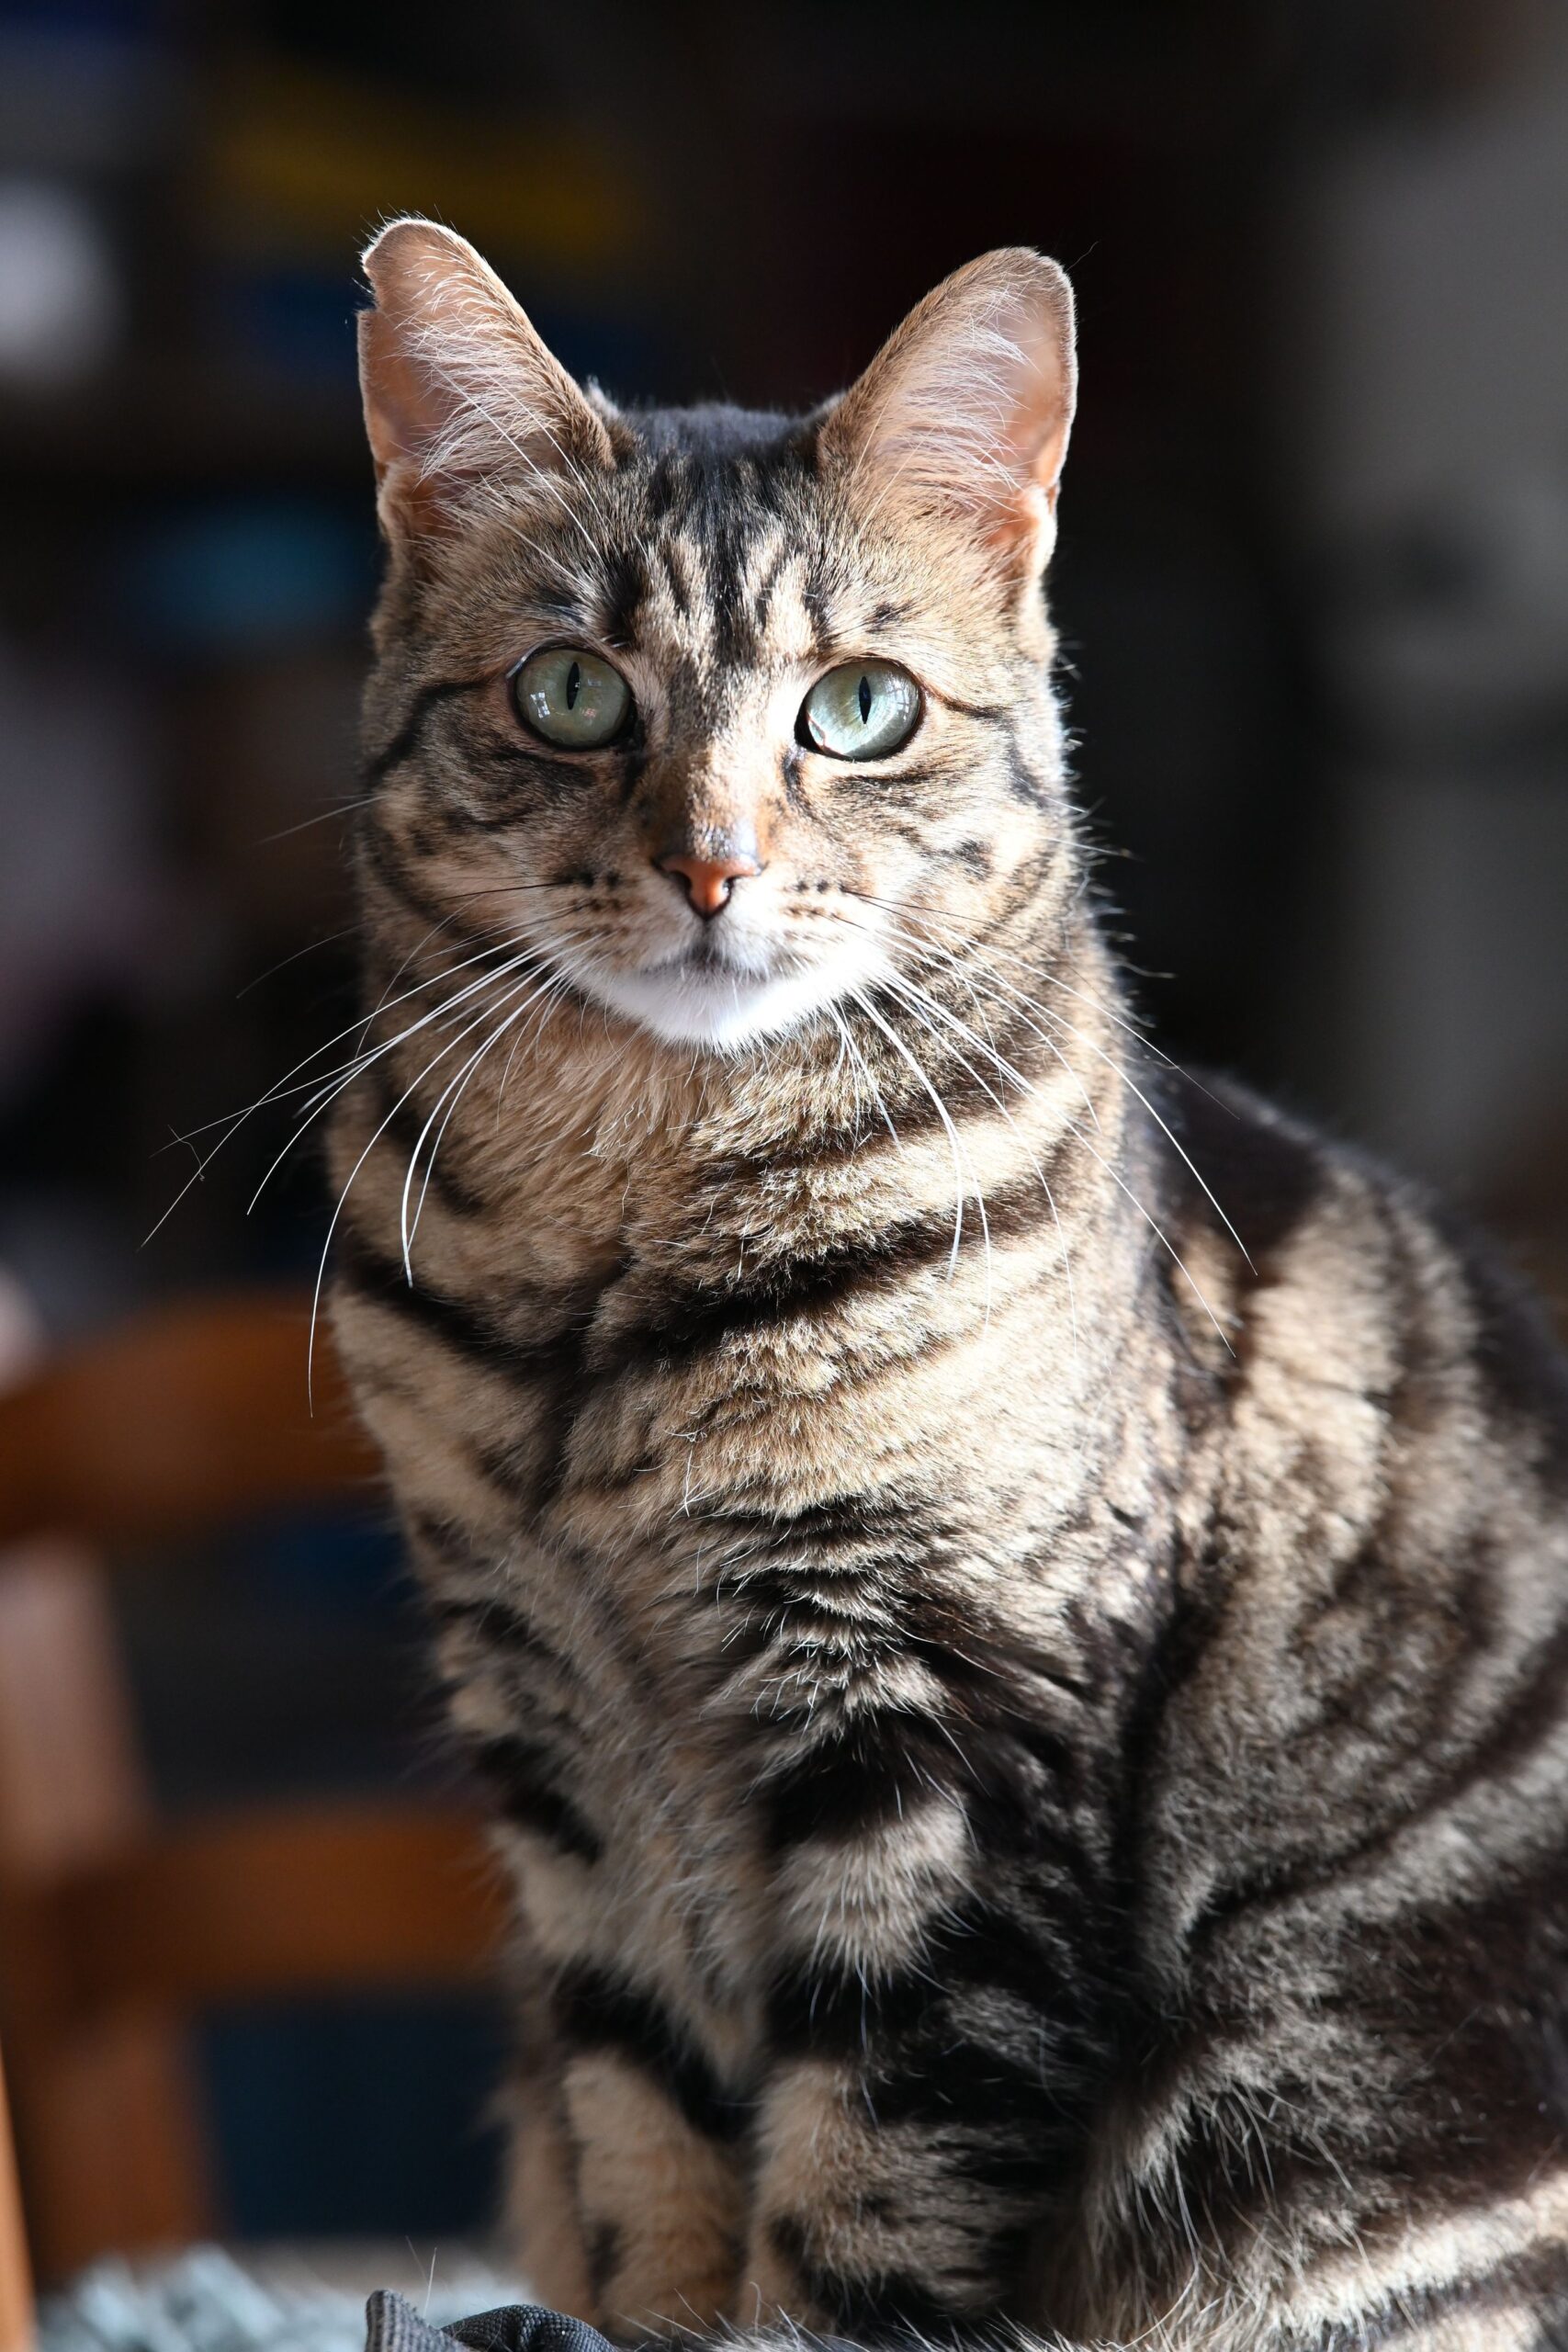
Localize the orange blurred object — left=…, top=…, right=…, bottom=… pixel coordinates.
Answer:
left=0, top=1295, right=505, bottom=2317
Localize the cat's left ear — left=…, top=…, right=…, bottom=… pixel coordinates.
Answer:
left=820, top=249, right=1077, bottom=577
left=357, top=217, right=614, bottom=546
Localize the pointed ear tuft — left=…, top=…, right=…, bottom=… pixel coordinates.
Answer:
left=821, top=250, right=1077, bottom=573
left=357, top=218, right=613, bottom=542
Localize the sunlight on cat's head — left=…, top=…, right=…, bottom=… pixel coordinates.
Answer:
left=355, top=219, right=1078, bottom=1055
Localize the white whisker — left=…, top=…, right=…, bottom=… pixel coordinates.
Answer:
left=400, top=947, right=583, bottom=1274
left=841, top=888, right=1247, bottom=1277
left=849, top=988, right=981, bottom=1294
left=416, top=348, right=604, bottom=561
left=303, top=954, right=567, bottom=1402
left=242, top=936, right=560, bottom=1209
left=874, top=967, right=1077, bottom=1356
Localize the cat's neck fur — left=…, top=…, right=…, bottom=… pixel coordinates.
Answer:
left=341, top=870, right=1176, bottom=1603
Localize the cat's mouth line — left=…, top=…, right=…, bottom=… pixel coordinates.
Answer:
left=635, top=939, right=811, bottom=986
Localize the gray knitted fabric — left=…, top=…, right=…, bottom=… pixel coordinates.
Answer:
left=38, top=2247, right=525, bottom=2352
left=39, top=2248, right=366, bottom=2352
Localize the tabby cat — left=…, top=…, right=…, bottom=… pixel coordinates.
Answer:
left=330, top=219, right=1568, bottom=2350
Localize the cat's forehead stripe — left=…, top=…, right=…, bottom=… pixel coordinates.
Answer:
left=539, top=422, right=942, bottom=683
left=587, top=497, right=826, bottom=676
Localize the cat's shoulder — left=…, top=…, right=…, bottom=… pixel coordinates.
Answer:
left=1157, top=1065, right=1568, bottom=1475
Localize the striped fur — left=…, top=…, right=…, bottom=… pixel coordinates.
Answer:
left=331, top=221, right=1568, bottom=2349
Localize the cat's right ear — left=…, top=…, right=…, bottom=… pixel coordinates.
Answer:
left=357, top=219, right=613, bottom=545
left=820, top=249, right=1077, bottom=583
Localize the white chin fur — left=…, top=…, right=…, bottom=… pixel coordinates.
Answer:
left=579, top=949, right=883, bottom=1052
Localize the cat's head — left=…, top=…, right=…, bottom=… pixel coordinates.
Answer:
left=356, top=220, right=1077, bottom=1054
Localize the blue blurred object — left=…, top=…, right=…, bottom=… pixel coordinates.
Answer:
left=203, top=1997, right=507, bottom=2242
left=0, top=1, right=161, bottom=27
left=516, top=299, right=670, bottom=408
left=209, top=259, right=671, bottom=407
left=213, top=266, right=365, bottom=391
left=109, top=500, right=376, bottom=652
left=230, top=1506, right=408, bottom=1620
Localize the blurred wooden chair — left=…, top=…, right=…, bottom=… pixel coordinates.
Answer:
left=0, top=1294, right=506, bottom=2340
left=1, top=2049, right=29, bottom=2352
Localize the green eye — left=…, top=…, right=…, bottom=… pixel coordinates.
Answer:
left=799, top=661, right=920, bottom=760
left=513, top=646, right=632, bottom=748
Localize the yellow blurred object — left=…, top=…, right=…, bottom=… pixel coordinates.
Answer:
left=204, top=62, right=645, bottom=274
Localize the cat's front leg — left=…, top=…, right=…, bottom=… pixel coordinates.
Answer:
left=542, top=1954, right=751, bottom=2340
left=738, top=1878, right=1107, bottom=2337
left=434, top=1632, right=750, bottom=2337
left=741, top=2044, right=1050, bottom=2337
left=498, top=1964, right=595, bottom=2319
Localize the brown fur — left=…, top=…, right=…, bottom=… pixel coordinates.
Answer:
left=331, top=220, right=1568, bottom=2350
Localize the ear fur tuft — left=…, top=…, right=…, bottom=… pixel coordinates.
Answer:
left=356, top=217, right=612, bottom=541
left=821, top=249, right=1077, bottom=572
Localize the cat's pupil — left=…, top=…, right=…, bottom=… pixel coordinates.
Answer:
left=858, top=673, right=872, bottom=725
left=566, top=661, right=581, bottom=711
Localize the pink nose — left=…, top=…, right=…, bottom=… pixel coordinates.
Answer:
left=657, top=850, right=761, bottom=918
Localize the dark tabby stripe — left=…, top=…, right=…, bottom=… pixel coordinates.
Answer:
left=553, top=1963, right=749, bottom=2143
left=360, top=673, right=490, bottom=792
left=468, top=1735, right=601, bottom=1863
left=765, top=2213, right=969, bottom=2341
left=604, top=1166, right=1066, bottom=1368
left=337, top=1231, right=574, bottom=1385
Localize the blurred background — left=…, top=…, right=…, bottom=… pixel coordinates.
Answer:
left=1, top=0, right=1565, bottom=2278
